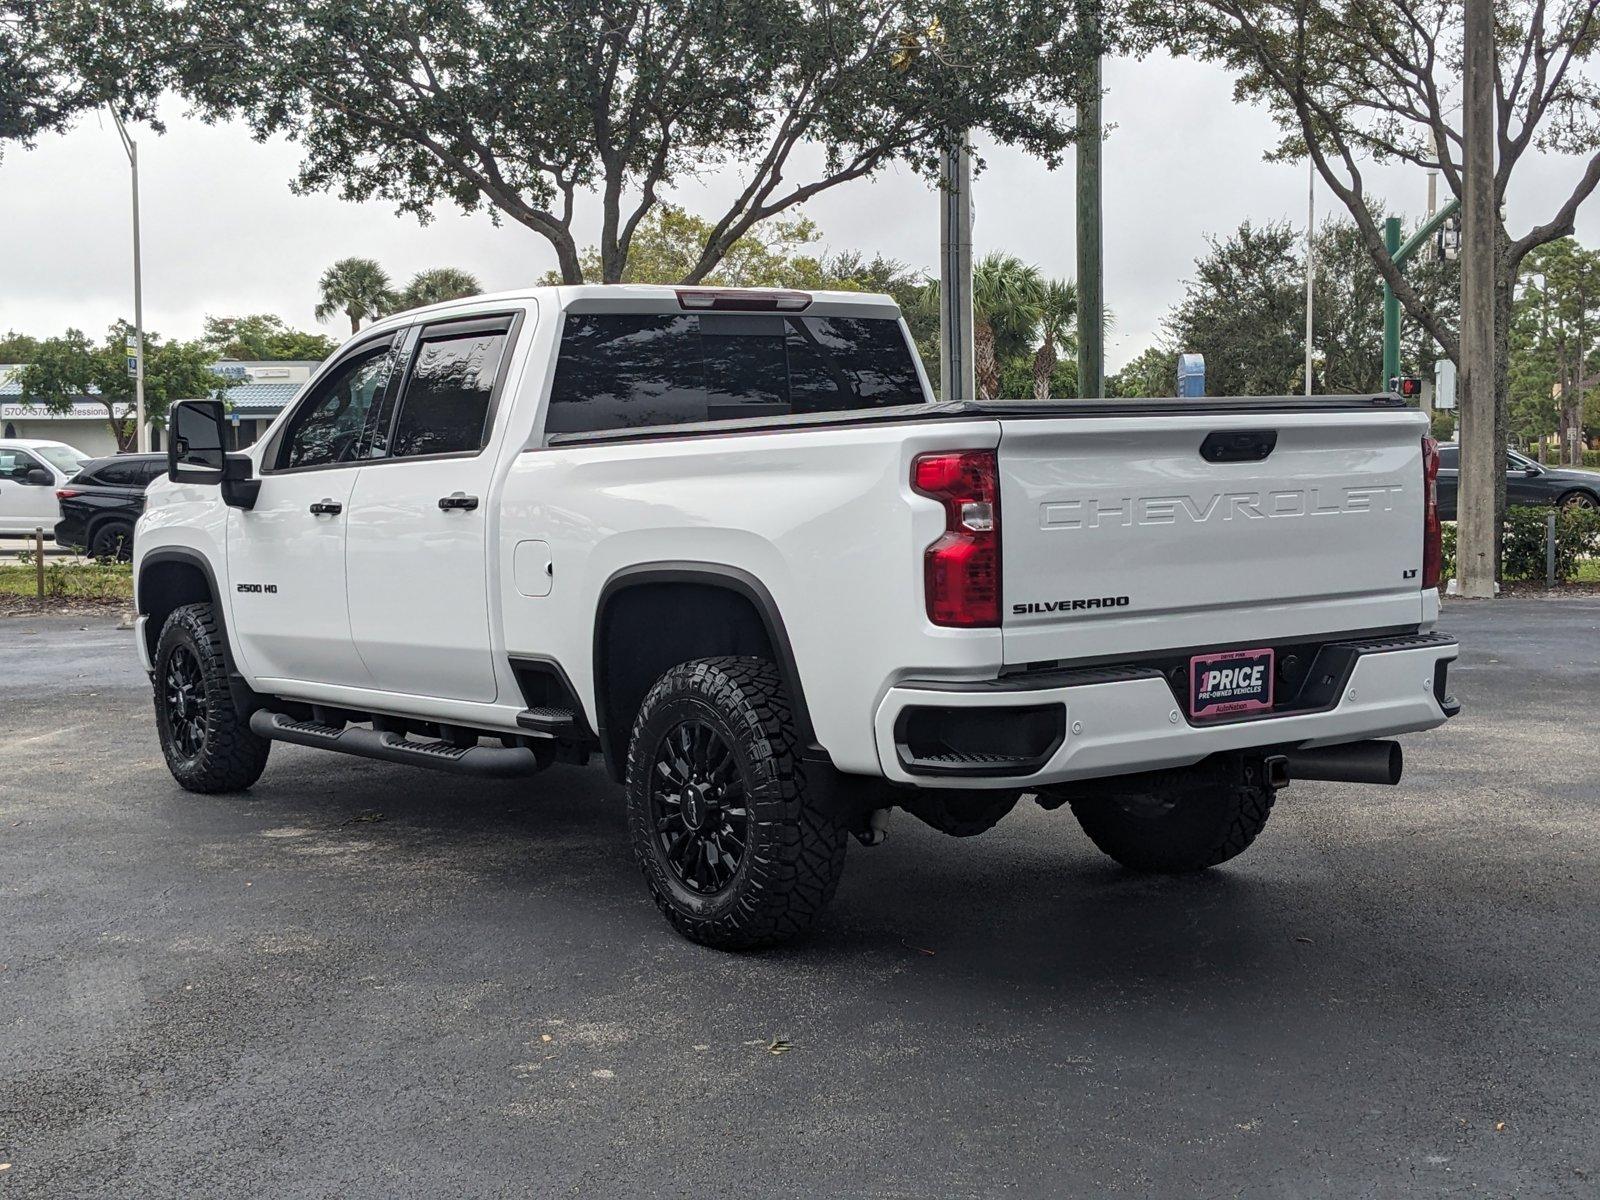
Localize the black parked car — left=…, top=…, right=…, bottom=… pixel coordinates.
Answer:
left=1436, top=443, right=1600, bottom=521
left=54, top=453, right=168, bottom=560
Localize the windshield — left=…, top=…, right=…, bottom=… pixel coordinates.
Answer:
left=1506, top=449, right=1537, bottom=471
left=35, top=445, right=89, bottom=474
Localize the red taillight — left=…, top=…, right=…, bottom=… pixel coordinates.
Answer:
left=1421, top=435, right=1442, bottom=589
left=56, top=488, right=80, bottom=500
left=912, top=450, right=1001, bottom=627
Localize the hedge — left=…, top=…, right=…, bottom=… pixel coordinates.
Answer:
left=1441, top=505, right=1600, bottom=584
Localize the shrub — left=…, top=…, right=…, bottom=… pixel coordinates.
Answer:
left=1501, top=505, right=1600, bottom=582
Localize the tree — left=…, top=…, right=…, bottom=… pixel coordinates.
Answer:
left=0, top=1, right=166, bottom=159
left=1031, top=280, right=1079, bottom=399
left=1140, top=0, right=1600, bottom=539
left=203, top=313, right=337, bottom=361
left=971, top=253, right=1046, bottom=400
left=544, top=204, right=829, bottom=288
left=314, top=258, right=395, bottom=334
left=0, top=329, right=41, bottom=362
left=1509, top=238, right=1600, bottom=460
left=165, top=0, right=1089, bottom=284
left=392, top=268, right=483, bottom=312
left=1110, top=345, right=1177, bottom=397
left=1165, top=220, right=1303, bottom=396
left=15, top=324, right=234, bottom=451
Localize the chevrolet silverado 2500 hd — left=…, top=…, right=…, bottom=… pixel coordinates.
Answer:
left=136, top=285, right=1459, bottom=949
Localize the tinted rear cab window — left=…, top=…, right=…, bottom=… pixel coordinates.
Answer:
left=545, top=312, right=925, bottom=436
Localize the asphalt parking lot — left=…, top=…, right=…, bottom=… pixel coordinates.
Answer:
left=3, top=600, right=1597, bottom=1198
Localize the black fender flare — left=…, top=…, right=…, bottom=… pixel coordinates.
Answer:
left=592, top=562, right=823, bottom=778
left=138, top=547, right=259, bottom=715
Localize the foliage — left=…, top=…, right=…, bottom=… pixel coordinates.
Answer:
left=545, top=204, right=829, bottom=289
left=1165, top=220, right=1302, bottom=396
left=971, top=253, right=1046, bottom=400
left=12, top=324, right=233, bottom=451
left=1508, top=238, right=1600, bottom=459
left=0, top=329, right=41, bottom=362
left=1501, top=505, right=1600, bottom=582
left=0, top=556, right=133, bottom=602
left=314, top=258, right=394, bottom=334
left=1031, top=279, right=1079, bottom=399
left=164, top=0, right=1091, bottom=284
left=1109, top=345, right=1177, bottom=397
left=391, top=268, right=483, bottom=312
left=1430, top=409, right=1456, bottom=441
left=1439, top=521, right=1457, bottom=582
left=1132, top=213, right=1458, bottom=399
left=203, top=313, right=336, bottom=361
left=0, top=0, right=166, bottom=159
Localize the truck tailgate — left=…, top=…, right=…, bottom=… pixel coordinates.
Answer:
left=997, top=405, right=1431, bottom=666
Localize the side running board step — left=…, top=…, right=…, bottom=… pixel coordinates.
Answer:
left=516, top=705, right=586, bottom=737
left=249, top=711, right=545, bottom=779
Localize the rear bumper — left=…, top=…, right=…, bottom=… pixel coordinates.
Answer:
left=873, top=633, right=1459, bottom=789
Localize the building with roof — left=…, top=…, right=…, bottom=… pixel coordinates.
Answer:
left=0, top=361, right=312, bottom=457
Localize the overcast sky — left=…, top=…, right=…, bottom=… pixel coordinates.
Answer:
left=1, top=52, right=1596, bottom=371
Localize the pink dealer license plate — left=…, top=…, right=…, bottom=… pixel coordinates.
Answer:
left=1189, top=648, right=1275, bottom=719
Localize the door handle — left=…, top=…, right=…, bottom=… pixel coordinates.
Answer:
left=309, top=499, right=342, bottom=516
left=438, top=492, right=480, bottom=512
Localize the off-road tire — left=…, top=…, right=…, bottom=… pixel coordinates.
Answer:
left=905, top=789, right=1021, bottom=837
left=153, top=602, right=271, bottom=793
left=90, top=521, right=134, bottom=562
left=1069, top=759, right=1277, bottom=873
left=625, top=657, right=848, bottom=950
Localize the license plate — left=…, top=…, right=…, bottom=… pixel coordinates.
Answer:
left=1189, top=648, right=1275, bottom=719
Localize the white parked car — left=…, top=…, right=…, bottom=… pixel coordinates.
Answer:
left=0, top=438, right=91, bottom=535
left=134, top=286, right=1460, bottom=949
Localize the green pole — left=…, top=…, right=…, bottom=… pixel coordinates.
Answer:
left=1075, top=4, right=1103, bottom=398
left=1382, top=217, right=1402, bottom=387
left=1380, top=198, right=1461, bottom=388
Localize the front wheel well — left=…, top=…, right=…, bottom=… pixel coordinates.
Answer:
left=593, top=575, right=812, bottom=780
left=138, top=557, right=217, bottom=665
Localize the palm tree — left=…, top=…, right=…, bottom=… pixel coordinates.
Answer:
left=972, top=253, right=1046, bottom=400
left=314, top=258, right=395, bottom=334
left=1031, top=279, right=1078, bottom=400
left=393, top=267, right=483, bottom=312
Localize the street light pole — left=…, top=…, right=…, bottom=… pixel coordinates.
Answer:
left=1304, top=161, right=1315, bottom=395
left=110, top=108, right=147, bottom=454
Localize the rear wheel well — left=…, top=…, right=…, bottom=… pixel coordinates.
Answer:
left=138, top=558, right=217, bottom=665
left=594, top=576, right=809, bottom=779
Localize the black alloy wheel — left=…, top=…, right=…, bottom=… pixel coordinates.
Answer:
left=163, top=643, right=209, bottom=759
left=649, top=719, right=749, bottom=894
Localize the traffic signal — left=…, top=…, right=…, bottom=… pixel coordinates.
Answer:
left=1389, top=376, right=1423, bottom=399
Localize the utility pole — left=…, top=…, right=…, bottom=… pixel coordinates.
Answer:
left=1304, top=162, right=1315, bottom=395
left=110, top=108, right=148, bottom=453
left=1075, top=0, right=1103, bottom=398
left=938, top=139, right=976, bottom=403
left=1457, top=0, right=1497, bottom=598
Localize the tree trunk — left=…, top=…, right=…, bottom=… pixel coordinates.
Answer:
left=975, top=322, right=1000, bottom=401
left=349, top=310, right=361, bottom=335
left=1033, top=341, right=1056, bottom=401
left=108, top=408, right=134, bottom=454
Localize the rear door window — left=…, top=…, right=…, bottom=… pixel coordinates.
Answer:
left=545, top=312, right=924, bottom=437
left=386, top=319, right=512, bottom=458
left=95, top=459, right=144, bottom=486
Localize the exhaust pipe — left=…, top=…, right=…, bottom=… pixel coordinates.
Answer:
left=1282, top=740, right=1403, bottom=786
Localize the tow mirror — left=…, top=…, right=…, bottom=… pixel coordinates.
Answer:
left=168, top=399, right=227, bottom=481
left=167, top=398, right=259, bottom=509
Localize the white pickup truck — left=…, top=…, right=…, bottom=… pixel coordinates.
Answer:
left=137, top=285, right=1459, bottom=949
